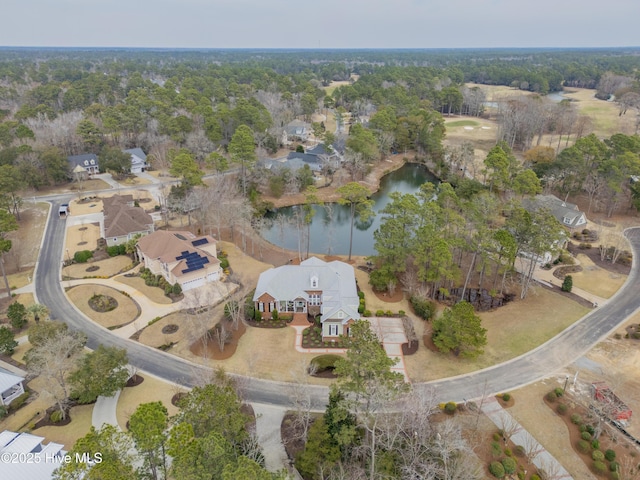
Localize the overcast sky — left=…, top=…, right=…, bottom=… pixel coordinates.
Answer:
left=2, top=0, right=638, bottom=49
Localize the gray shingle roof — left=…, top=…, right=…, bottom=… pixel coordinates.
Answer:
left=67, top=153, right=99, bottom=168
left=253, top=257, right=360, bottom=323
left=522, top=194, right=587, bottom=228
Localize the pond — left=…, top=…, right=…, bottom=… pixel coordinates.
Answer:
left=261, top=163, right=437, bottom=257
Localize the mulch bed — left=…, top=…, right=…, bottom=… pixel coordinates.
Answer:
left=373, top=289, right=404, bottom=303
left=496, top=395, right=515, bottom=408
left=543, top=391, right=632, bottom=477
left=245, top=318, right=289, bottom=328
left=537, top=282, right=596, bottom=309
left=34, top=405, right=73, bottom=428
left=189, top=321, right=246, bottom=360
left=311, top=369, right=337, bottom=379
left=88, top=294, right=118, bottom=312
left=281, top=412, right=314, bottom=462
left=161, top=324, right=179, bottom=334
left=402, top=340, right=419, bottom=355
left=624, top=323, right=640, bottom=339
left=125, top=374, right=144, bottom=387
left=242, top=403, right=257, bottom=433
left=423, top=333, right=440, bottom=353
left=85, top=265, right=100, bottom=272
left=567, top=241, right=631, bottom=276
left=553, top=265, right=583, bottom=279
left=171, top=392, right=188, bottom=407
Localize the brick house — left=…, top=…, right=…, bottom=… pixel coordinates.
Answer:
left=253, top=257, right=360, bottom=341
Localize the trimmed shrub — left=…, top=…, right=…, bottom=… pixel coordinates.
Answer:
left=491, top=442, right=502, bottom=457
left=593, top=460, right=607, bottom=474
left=0, top=405, right=7, bottom=418
left=554, top=387, right=564, bottom=397
left=581, top=431, right=592, bottom=441
left=358, top=291, right=365, bottom=299
left=106, top=244, right=126, bottom=256
left=557, top=403, right=568, bottom=415
left=530, top=475, right=541, bottom=480
left=546, top=391, right=557, bottom=403
left=501, top=393, right=511, bottom=401
left=172, top=283, right=182, bottom=295
left=444, top=402, right=457, bottom=414
left=410, top=295, right=436, bottom=321
left=9, top=392, right=29, bottom=411
left=493, top=432, right=501, bottom=442
left=50, top=410, right=64, bottom=423
left=577, top=440, right=590, bottom=453
left=611, top=472, right=620, bottom=480
left=489, top=461, right=505, bottom=478
left=375, top=309, right=385, bottom=317
left=501, top=457, right=517, bottom=475
left=562, top=275, right=573, bottom=292
left=610, top=460, right=619, bottom=472
left=605, top=450, right=616, bottom=462
left=363, top=310, right=371, bottom=317
left=571, top=413, right=582, bottom=425
left=514, top=445, right=526, bottom=457
left=504, top=448, right=512, bottom=457
left=74, top=250, right=93, bottom=263
left=592, top=450, right=605, bottom=461
left=586, top=424, right=595, bottom=435
left=271, top=310, right=279, bottom=321
left=254, top=310, right=262, bottom=322
left=591, top=439, right=600, bottom=450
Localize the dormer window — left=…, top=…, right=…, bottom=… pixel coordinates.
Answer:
left=84, top=160, right=89, bottom=166
left=310, top=275, right=318, bottom=288
left=90, top=159, right=95, bottom=165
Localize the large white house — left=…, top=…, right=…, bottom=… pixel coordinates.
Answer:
left=0, top=430, right=66, bottom=479
left=253, top=257, right=360, bottom=341
left=136, top=230, right=222, bottom=291
left=124, top=148, right=149, bottom=174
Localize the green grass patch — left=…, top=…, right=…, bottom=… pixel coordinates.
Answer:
left=445, top=120, right=480, bottom=127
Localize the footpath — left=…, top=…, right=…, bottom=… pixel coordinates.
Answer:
left=481, top=396, right=572, bottom=479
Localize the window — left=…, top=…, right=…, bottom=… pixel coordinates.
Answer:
left=309, top=294, right=321, bottom=305
left=90, top=159, right=95, bottom=165
left=269, top=302, right=275, bottom=312
left=329, top=324, right=339, bottom=336
left=563, top=217, right=572, bottom=225
left=84, top=160, right=89, bottom=166
left=258, top=302, right=264, bottom=312
left=310, top=275, right=318, bottom=288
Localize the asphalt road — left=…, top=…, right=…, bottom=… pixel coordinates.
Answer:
left=35, top=198, right=640, bottom=407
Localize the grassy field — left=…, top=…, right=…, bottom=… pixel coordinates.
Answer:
left=63, top=255, right=134, bottom=279
left=405, top=288, right=590, bottom=382
left=116, top=375, right=184, bottom=430
left=444, top=119, right=481, bottom=128
left=67, top=284, right=140, bottom=329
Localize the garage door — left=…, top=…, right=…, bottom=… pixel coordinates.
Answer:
left=181, top=277, right=205, bottom=291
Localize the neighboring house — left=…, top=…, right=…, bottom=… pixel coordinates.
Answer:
left=124, top=147, right=150, bottom=173
left=259, top=143, right=342, bottom=174
left=102, top=195, right=154, bottom=246
left=0, top=430, right=66, bottom=479
left=282, top=119, right=311, bottom=145
left=253, top=257, right=360, bottom=341
left=136, top=230, right=222, bottom=292
left=67, top=153, right=99, bottom=175
left=522, top=194, right=587, bottom=230
left=0, top=368, right=24, bottom=407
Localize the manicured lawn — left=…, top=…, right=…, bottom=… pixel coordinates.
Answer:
left=63, top=256, right=135, bottom=279
left=116, top=275, right=172, bottom=304
left=405, top=288, right=590, bottom=382
left=67, top=284, right=140, bottom=329
left=445, top=119, right=481, bottom=127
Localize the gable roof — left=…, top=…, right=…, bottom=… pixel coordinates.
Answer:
left=0, top=368, right=23, bottom=394
left=124, top=147, right=147, bottom=160
left=253, top=257, right=360, bottom=321
left=68, top=153, right=99, bottom=168
left=102, top=195, right=153, bottom=238
left=137, top=230, right=219, bottom=277
left=284, top=119, right=310, bottom=136
left=0, top=430, right=66, bottom=478
left=522, top=194, right=586, bottom=228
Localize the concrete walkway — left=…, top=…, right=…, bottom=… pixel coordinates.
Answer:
left=134, top=171, right=162, bottom=184
left=63, top=276, right=237, bottom=338
left=93, top=173, right=120, bottom=189
left=251, top=403, right=289, bottom=472
left=290, top=316, right=410, bottom=382
left=530, top=261, right=608, bottom=307
left=481, top=396, right=572, bottom=479
left=92, top=390, right=122, bottom=430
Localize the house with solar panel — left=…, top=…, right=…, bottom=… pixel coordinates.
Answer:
left=253, top=257, right=360, bottom=341
left=136, top=230, right=222, bottom=291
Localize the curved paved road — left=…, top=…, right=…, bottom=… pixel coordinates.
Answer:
left=36, top=199, right=640, bottom=406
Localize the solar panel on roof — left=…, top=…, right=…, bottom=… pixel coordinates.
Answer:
left=192, top=238, right=209, bottom=247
